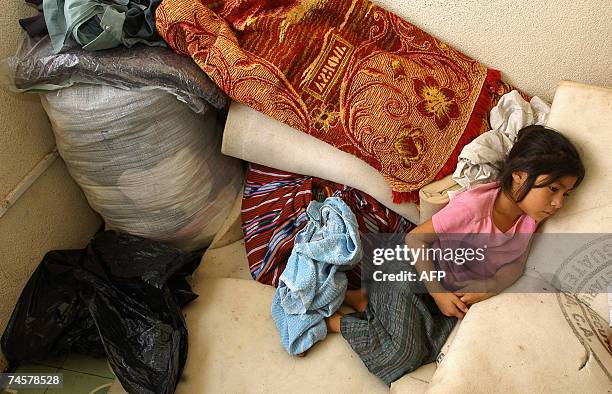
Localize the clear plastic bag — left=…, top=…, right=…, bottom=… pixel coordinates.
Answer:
left=1, top=34, right=228, bottom=113
left=41, top=84, right=244, bottom=251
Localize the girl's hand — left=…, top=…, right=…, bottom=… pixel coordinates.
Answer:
left=431, top=292, right=468, bottom=319
left=454, top=279, right=498, bottom=305
left=454, top=291, right=495, bottom=305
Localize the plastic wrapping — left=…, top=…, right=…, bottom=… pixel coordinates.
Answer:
left=41, top=84, right=244, bottom=251
left=1, top=230, right=201, bottom=394
left=1, top=34, right=228, bottom=113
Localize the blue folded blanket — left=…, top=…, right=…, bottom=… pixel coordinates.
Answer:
left=271, top=197, right=362, bottom=355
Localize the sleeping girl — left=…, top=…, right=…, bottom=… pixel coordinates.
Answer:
left=325, top=125, right=586, bottom=384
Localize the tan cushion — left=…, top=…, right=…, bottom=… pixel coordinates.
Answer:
left=540, top=81, right=612, bottom=232
left=427, top=278, right=612, bottom=393
left=222, top=101, right=422, bottom=223
left=196, top=240, right=253, bottom=282
left=526, top=81, right=612, bottom=313
left=389, top=374, right=430, bottom=393
left=178, top=278, right=390, bottom=393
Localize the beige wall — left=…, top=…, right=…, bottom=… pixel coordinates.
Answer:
left=0, top=0, right=101, bottom=361
left=379, top=0, right=612, bottom=101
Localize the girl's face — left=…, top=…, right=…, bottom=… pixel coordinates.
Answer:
left=513, top=173, right=578, bottom=222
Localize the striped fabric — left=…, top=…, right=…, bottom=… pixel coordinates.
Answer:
left=340, top=261, right=456, bottom=385
left=241, top=164, right=415, bottom=288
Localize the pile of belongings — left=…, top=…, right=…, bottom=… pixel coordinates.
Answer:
left=1, top=0, right=557, bottom=390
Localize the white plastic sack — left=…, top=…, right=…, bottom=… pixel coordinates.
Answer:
left=41, top=85, right=244, bottom=251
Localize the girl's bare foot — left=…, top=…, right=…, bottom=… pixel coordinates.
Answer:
left=325, top=311, right=344, bottom=333
left=297, top=313, right=345, bottom=356
left=344, top=289, right=368, bottom=312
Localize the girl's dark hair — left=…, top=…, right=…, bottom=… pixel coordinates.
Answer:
left=497, top=125, right=585, bottom=202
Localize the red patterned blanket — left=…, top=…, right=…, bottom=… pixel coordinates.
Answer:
left=156, top=0, right=514, bottom=202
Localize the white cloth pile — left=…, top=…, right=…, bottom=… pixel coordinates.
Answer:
left=451, top=90, right=550, bottom=196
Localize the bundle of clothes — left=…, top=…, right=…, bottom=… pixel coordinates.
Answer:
left=4, top=1, right=240, bottom=393
left=3, top=0, right=552, bottom=389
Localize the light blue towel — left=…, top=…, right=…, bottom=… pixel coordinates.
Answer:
left=271, top=197, right=362, bottom=355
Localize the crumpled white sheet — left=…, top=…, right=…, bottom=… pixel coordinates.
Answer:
left=451, top=90, right=550, bottom=195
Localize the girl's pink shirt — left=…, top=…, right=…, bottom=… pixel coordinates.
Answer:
left=431, top=182, right=537, bottom=289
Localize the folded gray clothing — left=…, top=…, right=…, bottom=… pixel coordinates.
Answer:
left=7, top=35, right=228, bottom=113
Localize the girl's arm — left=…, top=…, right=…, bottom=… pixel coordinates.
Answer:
left=455, top=254, right=527, bottom=305
left=406, top=219, right=468, bottom=319
left=405, top=219, right=442, bottom=293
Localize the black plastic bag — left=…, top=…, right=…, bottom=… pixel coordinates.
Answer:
left=1, top=230, right=201, bottom=394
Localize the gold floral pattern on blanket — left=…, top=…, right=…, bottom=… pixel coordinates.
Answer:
left=157, top=0, right=504, bottom=199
